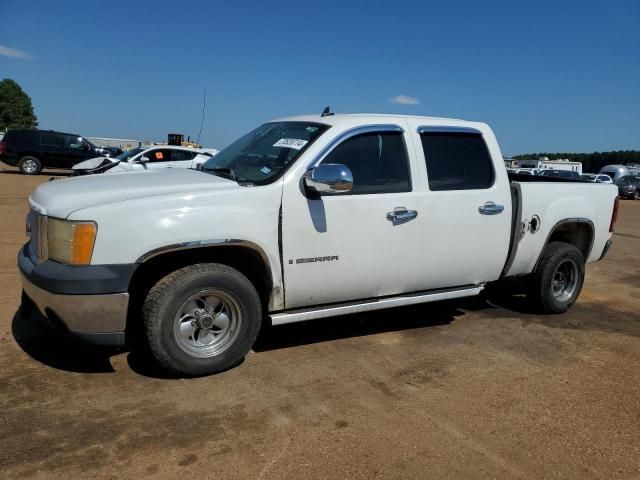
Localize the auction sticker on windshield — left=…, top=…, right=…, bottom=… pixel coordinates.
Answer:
left=273, top=138, right=308, bottom=150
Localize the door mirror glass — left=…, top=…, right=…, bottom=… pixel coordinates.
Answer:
left=304, top=163, right=353, bottom=195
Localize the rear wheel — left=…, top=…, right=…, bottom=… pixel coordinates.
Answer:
left=18, top=156, right=42, bottom=175
left=527, top=241, right=585, bottom=313
left=633, top=190, right=639, bottom=200
left=143, top=263, right=262, bottom=376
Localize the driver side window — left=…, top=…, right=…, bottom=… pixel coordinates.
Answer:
left=320, top=131, right=411, bottom=194
left=147, top=149, right=172, bottom=162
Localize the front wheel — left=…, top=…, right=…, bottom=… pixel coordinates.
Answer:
left=143, top=263, right=262, bottom=376
left=527, top=241, right=585, bottom=313
left=633, top=190, right=639, bottom=200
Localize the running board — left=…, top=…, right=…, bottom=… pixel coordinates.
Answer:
left=269, top=285, right=484, bottom=326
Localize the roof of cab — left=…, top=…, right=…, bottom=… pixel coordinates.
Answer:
left=273, top=113, right=486, bottom=130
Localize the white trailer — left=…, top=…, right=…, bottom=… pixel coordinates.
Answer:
left=518, top=157, right=582, bottom=175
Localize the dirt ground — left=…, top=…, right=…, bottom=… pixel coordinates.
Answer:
left=0, top=165, right=638, bottom=480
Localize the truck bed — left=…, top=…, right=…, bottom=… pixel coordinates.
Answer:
left=503, top=180, right=617, bottom=278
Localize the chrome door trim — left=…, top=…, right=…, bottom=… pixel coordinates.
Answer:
left=417, top=126, right=483, bottom=135
left=307, top=124, right=404, bottom=169
left=270, top=285, right=483, bottom=325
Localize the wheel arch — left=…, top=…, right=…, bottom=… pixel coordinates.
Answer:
left=534, top=218, right=594, bottom=270
left=18, top=152, right=41, bottom=161
left=126, top=241, right=280, bottom=338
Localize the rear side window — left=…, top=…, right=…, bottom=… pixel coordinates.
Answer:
left=4, top=131, right=31, bottom=143
left=172, top=150, right=197, bottom=161
left=321, top=132, right=411, bottom=194
left=420, top=132, right=494, bottom=191
left=40, top=134, right=61, bottom=146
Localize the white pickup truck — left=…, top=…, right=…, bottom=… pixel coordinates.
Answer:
left=20, top=113, right=619, bottom=376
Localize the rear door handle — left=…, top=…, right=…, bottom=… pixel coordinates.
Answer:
left=478, top=202, right=504, bottom=215
left=387, top=207, right=418, bottom=223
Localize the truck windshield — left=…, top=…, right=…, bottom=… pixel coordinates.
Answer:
left=201, top=121, right=330, bottom=185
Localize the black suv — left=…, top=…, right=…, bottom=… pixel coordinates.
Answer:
left=0, top=129, right=103, bottom=174
left=614, top=175, right=640, bottom=200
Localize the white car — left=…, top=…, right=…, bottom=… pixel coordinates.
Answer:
left=21, top=113, right=618, bottom=376
left=581, top=173, right=613, bottom=184
left=71, top=145, right=217, bottom=175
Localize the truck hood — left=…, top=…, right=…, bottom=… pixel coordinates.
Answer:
left=30, top=169, right=237, bottom=218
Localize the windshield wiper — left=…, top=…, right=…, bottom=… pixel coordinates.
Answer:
left=205, top=167, right=237, bottom=182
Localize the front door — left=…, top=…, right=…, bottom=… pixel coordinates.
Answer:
left=139, top=148, right=175, bottom=170
left=64, top=135, right=95, bottom=167
left=282, top=127, right=425, bottom=309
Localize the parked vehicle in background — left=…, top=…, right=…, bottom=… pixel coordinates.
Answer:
left=72, top=145, right=215, bottom=175
left=599, top=164, right=640, bottom=182
left=0, top=129, right=105, bottom=174
left=94, top=145, right=124, bottom=157
left=614, top=175, right=640, bottom=199
left=581, top=174, right=613, bottom=183
left=20, top=113, right=619, bottom=376
left=539, top=169, right=581, bottom=180
left=515, top=169, right=535, bottom=176
left=518, top=158, right=582, bottom=175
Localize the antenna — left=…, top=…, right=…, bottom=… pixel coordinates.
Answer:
left=321, top=106, right=334, bottom=117
left=196, top=89, right=206, bottom=145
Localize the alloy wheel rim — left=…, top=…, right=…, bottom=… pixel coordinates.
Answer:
left=172, top=289, right=242, bottom=358
left=551, top=259, right=579, bottom=302
left=23, top=159, right=37, bottom=173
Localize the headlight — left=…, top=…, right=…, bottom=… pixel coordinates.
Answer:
left=47, top=218, right=97, bottom=265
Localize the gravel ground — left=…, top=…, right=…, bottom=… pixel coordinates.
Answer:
left=0, top=165, right=638, bottom=479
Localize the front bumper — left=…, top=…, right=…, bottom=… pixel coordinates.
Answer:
left=19, top=245, right=136, bottom=347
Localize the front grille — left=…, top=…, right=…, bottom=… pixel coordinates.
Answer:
left=26, top=209, right=48, bottom=262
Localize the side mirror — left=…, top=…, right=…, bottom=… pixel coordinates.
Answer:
left=304, top=163, right=353, bottom=195
left=138, top=156, right=150, bottom=163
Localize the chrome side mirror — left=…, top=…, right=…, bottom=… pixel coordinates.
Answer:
left=138, top=156, right=150, bottom=163
left=304, top=163, right=353, bottom=195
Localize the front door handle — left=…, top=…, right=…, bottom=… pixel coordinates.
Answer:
left=387, top=207, right=418, bottom=224
left=478, top=202, right=505, bottom=215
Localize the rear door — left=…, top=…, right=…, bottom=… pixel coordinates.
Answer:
left=406, top=122, right=512, bottom=287
left=165, top=149, right=199, bottom=169
left=39, top=133, right=66, bottom=167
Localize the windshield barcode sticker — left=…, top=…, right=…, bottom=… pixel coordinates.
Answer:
left=273, top=138, right=308, bottom=150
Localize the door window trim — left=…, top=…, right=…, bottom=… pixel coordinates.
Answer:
left=307, top=124, right=405, bottom=169
left=417, top=126, right=496, bottom=191
left=417, top=126, right=482, bottom=135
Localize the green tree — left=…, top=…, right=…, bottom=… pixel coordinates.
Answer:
left=0, top=79, right=38, bottom=130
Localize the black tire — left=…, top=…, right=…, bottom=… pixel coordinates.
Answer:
left=18, top=156, right=43, bottom=175
left=143, top=263, right=262, bottom=376
left=633, top=190, right=639, bottom=200
left=528, top=241, right=585, bottom=314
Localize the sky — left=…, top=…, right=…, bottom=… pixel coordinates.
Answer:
left=0, top=0, right=638, bottom=156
